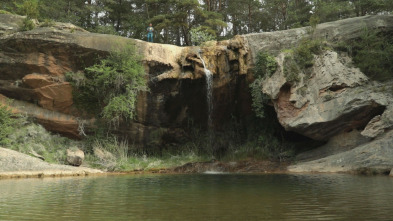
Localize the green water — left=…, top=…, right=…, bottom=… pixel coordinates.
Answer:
left=1, top=173, right=393, bottom=220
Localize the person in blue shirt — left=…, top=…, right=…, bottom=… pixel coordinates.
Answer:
left=147, top=23, right=154, bottom=42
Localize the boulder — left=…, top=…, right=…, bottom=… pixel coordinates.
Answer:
left=361, top=105, right=393, bottom=138
left=66, top=148, right=85, bottom=166
left=390, top=168, right=393, bottom=177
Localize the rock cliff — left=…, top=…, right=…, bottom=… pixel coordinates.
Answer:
left=0, top=13, right=253, bottom=145
left=241, top=15, right=393, bottom=174
left=1, top=14, right=393, bottom=173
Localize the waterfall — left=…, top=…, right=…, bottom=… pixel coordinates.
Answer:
left=198, top=51, right=213, bottom=129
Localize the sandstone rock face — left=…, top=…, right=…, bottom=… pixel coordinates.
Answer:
left=262, top=50, right=391, bottom=141
left=240, top=15, right=393, bottom=173
left=66, top=148, right=85, bottom=166
left=0, top=14, right=23, bottom=36
left=0, top=14, right=253, bottom=144
left=288, top=130, right=393, bottom=174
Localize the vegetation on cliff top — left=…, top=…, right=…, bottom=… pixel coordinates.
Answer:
left=2, top=0, right=392, bottom=45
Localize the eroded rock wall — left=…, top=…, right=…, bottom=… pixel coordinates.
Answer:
left=0, top=14, right=253, bottom=145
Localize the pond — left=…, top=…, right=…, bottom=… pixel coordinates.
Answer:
left=1, top=173, right=393, bottom=220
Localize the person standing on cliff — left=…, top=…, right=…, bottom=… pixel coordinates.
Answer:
left=147, top=23, right=154, bottom=42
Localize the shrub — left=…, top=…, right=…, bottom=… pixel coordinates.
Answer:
left=39, top=18, right=55, bottom=27
left=67, top=43, right=148, bottom=128
left=254, top=51, right=277, bottom=79
left=283, top=54, right=301, bottom=83
left=0, top=105, right=18, bottom=146
left=249, top=78, right=270, bottom=119
left=293, top=38, right=323, bottom=69
left=7, top=122, right=79, bottom=164
left=0, top=10, right=12, bottom=14
left=190, top=26, right=216, bottom=46
left=20, top=17, right=35, bottom=31
left=282, top=38, right=325, bottom=83
left=249, top=51, right=277, bottom=119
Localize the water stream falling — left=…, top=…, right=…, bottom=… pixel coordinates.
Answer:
left=198, top=50, right=213, bottom=129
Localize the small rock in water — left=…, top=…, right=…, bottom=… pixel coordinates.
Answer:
left=67, top=148, right=84, bottom=166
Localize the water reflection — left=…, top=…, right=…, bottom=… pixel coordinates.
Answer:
left=0, top=174, right=393, bottom=220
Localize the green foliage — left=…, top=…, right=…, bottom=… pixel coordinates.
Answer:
left=92, top=25, right=119, bottom=35
left=0, top=105, right=18, bottom=146
left=39, top=18, right=55, bottom=27
left=283, top=54, right=301, bottom=83
left=293, top=38, right=323, bottom=69
left=85, top=136, right=209, bottom=171
left=20, top=17, right=35, bottom=31
left=249, top=78, right=270, bottom=119
left=309, top=14, right=320, bottom=30
left=190, top=26, right=216, bottom=46
left=341, top=28, right=393, bottom=81
left=249, top=51, right=277, bottom=119
left=67, top=43, right=147, bottom=127
left=15, top=0, right=39, bottom=19
left=281, top=38, right=325, bottom=83
left=7, top=122, right=79, bottom=164
left=254, top=51, right=277, bottom=79
left=0, top=10, right=12, bottom=14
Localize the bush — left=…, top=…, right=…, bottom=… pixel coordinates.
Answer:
left=254, top=51, right=277, bottom=79
left=0, top=105, right=18, bottom=146
left=293, top=38, right=323, bottom=69
left=283, top=54, right=301, bottom=83
left=249, top=51, right=277, bottom=119
left=67, top=43, right=148, bottom=127
left=20, top=17, right=35, bottom=31
left=281, top=38, right=325, bottom=83
left=0, top=10, right=12, bottom=14
left=39, top=18, right=55, bottom=27
left=249, top=78, right=270, bottom=118
left=190, top=26, right=216, bottom=46
left=7, top=122, right=79, bottom=164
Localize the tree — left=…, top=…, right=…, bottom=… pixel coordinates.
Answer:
left=149, top=0, right=226, bottom=46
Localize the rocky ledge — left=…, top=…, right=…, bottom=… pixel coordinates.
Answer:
left=0, top=147, right=102, bottom=178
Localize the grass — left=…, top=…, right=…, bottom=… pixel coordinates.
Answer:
left=0, top=10, right=12, bottom=14
left=7, top=120, right=79, bottom=164
left=2, top=113, right=210, bottom=171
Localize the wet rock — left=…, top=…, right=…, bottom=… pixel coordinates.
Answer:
left=66, top=148, right=84, bottom=166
